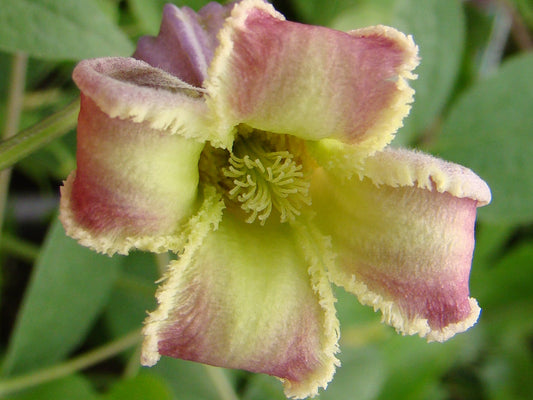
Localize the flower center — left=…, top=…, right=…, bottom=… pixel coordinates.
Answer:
left=222, top=134, right=311, bottom=225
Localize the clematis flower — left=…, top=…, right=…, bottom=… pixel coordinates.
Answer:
left=59, top=0, right=491, bottom=398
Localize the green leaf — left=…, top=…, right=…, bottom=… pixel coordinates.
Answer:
left=471, top=222, right=515, bottom=271
left=379, top=335, right=465, bottom=400
left=172, top=0, right=221, bottom=10
left=0, top=0, right=133, bottom=60
left=513, top=0, right=533, bottom=29
left=1, top=219, right=122, bottom=376
left=291, top=0, right=363, bottom=26
left=128, top=0, right=169, bottom=34
left=242, top=374, right=286, bottom=400
left=11, top=374, right=97, bottom=400
left=475, top=241, right=533, bottom=400
left=10, top=374, right=97, bottom=400
left=292, top=0, right=465, bottom=144
left=474, top=244, right=533, bottom=313
left=391, top=0, right=464, bottom=143
left=431, top=54, right=533, bottom=224
left=102, top=372, right=173, bottom=400
left=150, top=358, right=222, bottom=400
left=104, top=252, right=157, bottom=339
left=319, top=347, right=385, bottom=400
left=480, top=321, right=533, bottom=400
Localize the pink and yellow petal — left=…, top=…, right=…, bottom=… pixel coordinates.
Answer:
left=310, top=148, right=490, bottom=342
left=206, top=0, right=418, bottom=151
left=73, top=57, right=230, bottom=147
left=60, top=95, right=203, bottom=255
left=142, top=212, right=339, bottom=399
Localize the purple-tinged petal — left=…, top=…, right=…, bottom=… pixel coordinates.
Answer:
left=72, top=57, right=233, bottom=147
left=134, top=2, right=233, bottom=86
left=310, top=148, right=490, bottom=342
left=206, top=0, right=418, bottom=151
left=60, top=94, right=203, bottom=255
left=142, top=213, right=340, bottom=399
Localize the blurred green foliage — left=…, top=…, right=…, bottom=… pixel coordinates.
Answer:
left=0, top=0, right=532, bottom=399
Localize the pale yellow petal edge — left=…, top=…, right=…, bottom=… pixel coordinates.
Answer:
left=60, top=173, right=209, bottom=256
left=360, top=148, right=492, bottom=205
left=141, top=186, right=225, bottom=366
left=335, top=271, right=481, bottom=343
left=284, top=222, right=341, bottom=399
left=345, top=25, right=419, bottom=156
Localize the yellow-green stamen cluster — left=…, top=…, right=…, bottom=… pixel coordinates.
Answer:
left=223, top=138, right=311, bottom=225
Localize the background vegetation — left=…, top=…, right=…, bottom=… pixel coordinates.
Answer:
left=0, top=0, right=532, bottom=399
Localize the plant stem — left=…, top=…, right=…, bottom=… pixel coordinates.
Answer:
left=479, top=1, right=512, bottom=77
left=203, top=365, right=240, bottom=400
left=0, top=52, right=28, bottom=233
left=0, top=232, right=40, bottom=262
left=0, top=329, right=142, bottom=397
left=2, top=53, right=27, bottom=139
left=0, top=98, right=79, bottom=172
left=123, top=343, right=143, bottom=379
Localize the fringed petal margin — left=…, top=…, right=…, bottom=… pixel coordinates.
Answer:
left=142, top=210, right=340, bottom=399
left=142, top=185, right=225, bottom=364
left=206, top=0, right=418, bottom=151
left=72, top=57, right=230, bottom=147
left=59, top=95, right=203, bottom=255
left=310, top=148, right=490, bottom=342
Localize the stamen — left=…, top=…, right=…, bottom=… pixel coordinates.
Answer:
left=223, top=136, right=311, bottom=225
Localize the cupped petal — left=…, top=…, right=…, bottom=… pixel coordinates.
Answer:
left=206, top=0, right=418, bottom=151
left=73, top=57, right=230, bottom=147
left=60, top=94, right=204, bottom=255
left=142, top=211, right=340, bottom=399
left=133, top=2, right=232, bottom=86
left=310, top=148, right=491, bottom=342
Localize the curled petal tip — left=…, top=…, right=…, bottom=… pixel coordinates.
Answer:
left=425, top=298, right=481, bottom=342
left=72, top=57, right=210, bottom=138
left=359, top=148, right=492, bottom=206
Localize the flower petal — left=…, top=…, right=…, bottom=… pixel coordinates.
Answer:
left=133, top=2, right=232, bottom=86
left=73, top=57, right=230, bottom=147
left=60, top=94, right=203, bottom=255
left=206, top=0, right=418, bottom=151
left=310, top=148, right=490, bottom=342
left=142, top=212, right=340, bottom=399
